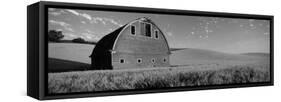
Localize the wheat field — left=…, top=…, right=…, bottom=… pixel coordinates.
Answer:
left=48, top=63, right=270, bottom=94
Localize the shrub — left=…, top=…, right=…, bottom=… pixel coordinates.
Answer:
left=72, top=37, right=86, bottom=43
left=48, top=30, right=64, bottom=42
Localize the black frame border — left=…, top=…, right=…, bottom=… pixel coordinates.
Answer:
left=35, top=1, right=273, bottom=100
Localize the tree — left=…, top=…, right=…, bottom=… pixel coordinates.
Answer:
left=48, top=30, right=64, bottom=42
left=72, top=37, right=86, bottom=43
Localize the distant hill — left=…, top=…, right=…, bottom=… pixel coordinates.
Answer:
left=170, top=48, right=186, bottom=51
left=241, top=53, right=270, bottom=57
left=170, top=48, right=269, bottom=65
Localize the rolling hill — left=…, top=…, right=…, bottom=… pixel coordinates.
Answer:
left=49, top=43, right=95, bottom=64
left=170, top=48, right=269, bottom=65
left=241, top=53, right=270, bottom=57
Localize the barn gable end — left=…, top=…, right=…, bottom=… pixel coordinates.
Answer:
left=90, top=17, right=170, bottom=70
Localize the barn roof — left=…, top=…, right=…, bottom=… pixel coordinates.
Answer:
left=89, top=25, right=126, bottom=57
left=90, top=17, right=171, bottom=58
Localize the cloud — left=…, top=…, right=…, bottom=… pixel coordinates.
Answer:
left=49, top=10, right=67, bottom=16
left=191, top=32, right=195, bottom=35
left=66, top=9, right=93, bottom=21
left=85, top=29, right=95, bottom=34
left=81, top=13, right=92, bottom=20
left=166, top=32, right=173, bottom=36
left=49, top=20, right=70, bottom=26
left=49, top=8, right=68, bottom=16
left=66, top=9, right=80, bottom=16
left=65, top=9, right=123, bottom=27
left=104, top=18, right=123, bottom=26
left=91, top=17, right=122, bottom=26
left=81, top=33, right=101, bottom=41
left=49, top=20, right=74, bottom=32
left=56, top=29, right=63, bottom=31
left=64, top=32, right=101, bottom=41
left=64, top=27, right=74, bottom=32
left=63, top=33, right=78, bottom=40
left=48, top=8, right=56, bottom=12
left=49, top=12, right=61, bottom=16
left=264, top=32, right=269, bottom=35
left=91, top=17, right=105, bottom=24
left=81, top=21, right=86, bottom=24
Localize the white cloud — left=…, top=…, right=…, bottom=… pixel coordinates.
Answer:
left=82, top=33, right=101, bottom=41
left=56, top=29, right=63, bottom=31
left=49, top=20, right=74, bottom=32
left=81, top=21, right=86, bottom=24
left=64, top=27, right=74, bottom=32
left=49, top=10, right=67, bottom=16
left=67, top=33, right=77, bottom=37
left=48, top=8, right=55, bottom=12
left=91, top=17, right=106, bottom=25
left=49, top=12, right=61, bottom=16
left=66, top=9, right=80, bottom=16
left=81, top=13, right=92, bottom=20
left=85, top=29, right=95, bottom=34
left=167, top=32, right=173, bottom=36
left=66, top=9, right=93, bottom=21
left=104, top=18, right=123, bottom=26
left=264, top=32, right=269, bottom=35
left=65, top=9, right=123, bottom=27
left=240, top=24, right=244, bottom=27
left=64, top=33, right=101, bottom=41
left=250, top=23, right=254, bottom=27
left=63, top=33, right=78, bottom=40
left=90, top=17, right=122, bottom=26
left=49, top=20, right=70, bottom=27
left=249, top=19, right=255, bottom=22
left=191, top=32, right=195, bottom=35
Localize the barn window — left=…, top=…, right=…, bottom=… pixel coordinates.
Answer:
left=120, top=59, right=125, bottom=63
left=145, top=23, right=152, bottom=37
left=163, top=58, right=167, bottom=63
left=137, top=58, right=142, bottom=63
left=151, top=58, right=155, bottom=63
left=130, top=25, right=136, bottom=35
left=140, top=22, right=152, bottom=38
left=154, top=30, right=159, bottom=39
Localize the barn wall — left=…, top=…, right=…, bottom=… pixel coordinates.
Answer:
left=112, top=53, right=169, bottom=69
left=112, top=20, right=170, bottom=69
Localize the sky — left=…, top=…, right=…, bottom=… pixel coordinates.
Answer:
left=48, top=8, right=270, bottom=54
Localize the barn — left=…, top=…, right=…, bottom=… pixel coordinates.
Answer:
left=90, top=17, right=171, bottom=70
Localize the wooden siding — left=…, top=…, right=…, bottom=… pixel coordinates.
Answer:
left=112, top=20, right=170, bottom=69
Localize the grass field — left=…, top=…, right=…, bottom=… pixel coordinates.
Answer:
left=48, top=58, right=90, bottom=72
left=48, top=43, right=94, bottom=72
left=49, top=43, right=94, bottom=64
left=48, top=43, right=270, bottom=93
left=48, top=63, right=269, bottom=93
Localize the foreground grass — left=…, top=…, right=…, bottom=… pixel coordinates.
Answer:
left=48, top=64, right=269, bottom=94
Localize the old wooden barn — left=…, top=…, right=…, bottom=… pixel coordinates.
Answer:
left=90, top=17, right=171, bottom=69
